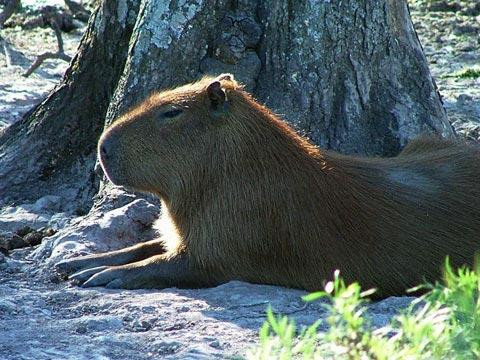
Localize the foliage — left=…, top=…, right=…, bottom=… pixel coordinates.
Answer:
left=247, top=258, right=480, bottom=359
left=453, top=68, right=480, bottom=79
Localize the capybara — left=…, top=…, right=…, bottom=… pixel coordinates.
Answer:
left=55, top=74, right=480, bottom=297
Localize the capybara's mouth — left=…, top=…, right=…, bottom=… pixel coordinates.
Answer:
left=98, top=157, right=126, bottom=186
left=97, top=130, right=128, bottom=186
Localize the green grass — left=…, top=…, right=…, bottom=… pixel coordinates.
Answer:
left=247, top=258, right=480, bottom=359
left=453, top=68, right=480, bottom=79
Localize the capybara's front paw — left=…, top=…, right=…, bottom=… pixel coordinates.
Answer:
left=69, top=266, right=109, bottom=285
left=54, top=256, right=99, bottom=278
left=71, top=262, right=167, bottom=289
left=80, top=266, right=127, bottom=288
left=72, top=265, right=140, bottom=289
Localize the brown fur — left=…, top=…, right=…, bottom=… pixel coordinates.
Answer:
left=58, top=74, right=480, bottom=297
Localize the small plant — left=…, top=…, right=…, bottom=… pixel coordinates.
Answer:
left=248, top=258, right=480, bottom=359
left=453, top=68, right=480, bottom=79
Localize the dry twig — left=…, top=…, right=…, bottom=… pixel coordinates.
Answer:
left=23, top=18, right=71, bottom=77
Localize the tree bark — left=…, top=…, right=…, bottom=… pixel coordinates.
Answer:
left=0, top=0, right=452, bottom=212
left=256, top=0, right=452, bottom=155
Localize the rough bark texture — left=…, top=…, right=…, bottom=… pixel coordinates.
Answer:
left=256, top=0, right=453, bottom=155
left=0, top=0, right=452, bottom=212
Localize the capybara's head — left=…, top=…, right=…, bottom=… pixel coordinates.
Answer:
left=98, top=74, right=246, bottom=195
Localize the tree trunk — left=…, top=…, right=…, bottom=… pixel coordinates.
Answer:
left=0, top=0, right=452, bottom=213
left=256, top=1, right=453, bottom=155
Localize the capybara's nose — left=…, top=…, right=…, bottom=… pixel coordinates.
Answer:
left=99, top=135, right=115, bottom=161
left=97, top=133, right=124, bottom=185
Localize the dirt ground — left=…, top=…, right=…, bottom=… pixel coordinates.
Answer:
left=0, top=1, right=479, bottom=359
left=409, top=0, right=480, bottom=139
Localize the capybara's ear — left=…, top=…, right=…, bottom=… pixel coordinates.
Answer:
left=206, top=81, right=226, bottom=110
left=216, top=73, right=234, bottom=82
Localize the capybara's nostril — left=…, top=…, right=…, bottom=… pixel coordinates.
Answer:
left=99, top=135, right=117, bottom=161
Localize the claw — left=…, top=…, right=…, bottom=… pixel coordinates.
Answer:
left=82, top=267, right=120, bottom=288
left=69, top=266, right=109, bottom=284
left=82, top=275, right=103, bottom=288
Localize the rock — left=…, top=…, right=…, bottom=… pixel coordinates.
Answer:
left=0, top=276, right=416, bottom=360
left=31, top=198, right=160, bottom=263
left=130, top=317, right=155, bottom=332
left=151, top=341, right=182, bottom=356
left=452, top=121, right=480, bottom=142
left=1, top=257, right=23, bottom=273
left=459, top=44, right=477, bottom=52
left=457, top=94, right=473, bottom=103
left=0, top=227, right=57, bottom=251
left=39, top=309, right=52, bottom=317
left=434, top=35, right=444, bottom=44
left=0, top=232, right=27, bottom=251
left=0, top=195, right=71, bottom=234
left=48, top=212, right=72, bottom=230
left=209, top=340, right=222, bottom=349
left=23, top=231, right=44, bottom=247
left=0, top=205, right=51, bottom=233
left=32, top=196, right=63, bottom=213
left=0, top=299, right=17, bottom=314
left=15, top=226, right=35, bottom=238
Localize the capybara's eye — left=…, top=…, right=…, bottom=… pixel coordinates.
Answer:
left=162, top=109, right=183, bottom=118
